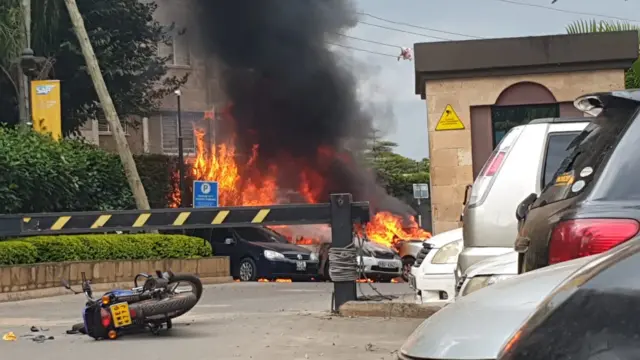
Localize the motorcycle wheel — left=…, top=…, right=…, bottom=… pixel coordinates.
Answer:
left=133, top=292, right=199, bottom=321
left=167, top=273, right=203, bottom=301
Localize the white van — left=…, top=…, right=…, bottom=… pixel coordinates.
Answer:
left=457, top=117, right=590, bottom=276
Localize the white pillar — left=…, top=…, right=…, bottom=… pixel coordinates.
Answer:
left=142, top=117, right=149, bottom=153
left=91, top=118, right=99, bottom=145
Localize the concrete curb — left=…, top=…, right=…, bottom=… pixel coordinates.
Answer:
left=339, top=301, right=443, bottom=319
left=0, top=276, right=234, bottom=303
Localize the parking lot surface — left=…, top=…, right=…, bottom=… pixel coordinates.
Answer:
left=0, top=282, right=421, bottom=359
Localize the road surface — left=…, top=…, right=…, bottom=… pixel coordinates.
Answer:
left=0, top=282, right=422, bottom=359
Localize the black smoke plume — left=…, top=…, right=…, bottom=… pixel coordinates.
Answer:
left=194, top=0, right=413, bottom=216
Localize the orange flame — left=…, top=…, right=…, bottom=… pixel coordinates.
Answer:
left=364, top=212, right=432, bottom=248
left=170, top=118, right=432, bottom=249
left=257, top=278, right=293, bottom=283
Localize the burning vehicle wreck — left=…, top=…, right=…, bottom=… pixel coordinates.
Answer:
left=274, top=224, right=423, bottom=283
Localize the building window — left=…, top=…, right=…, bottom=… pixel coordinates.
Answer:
left=159, top=111, right=207, bottom=155
left=491, top=103, right=560, bottom=147
left=97, top=113, right=128, bottom=135
left=158, top=27, right=190, bottom=67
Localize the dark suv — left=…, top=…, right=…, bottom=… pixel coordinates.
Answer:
left=515, top=90, right=640, bottom=274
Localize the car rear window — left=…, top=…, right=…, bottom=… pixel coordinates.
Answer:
left=593, top=107, right=640, bottom=201
left=234, top=227, right=285, bottom=243
left=541, top=132, right=581, bottom=188
left=534, top=99, right=639, bottom=207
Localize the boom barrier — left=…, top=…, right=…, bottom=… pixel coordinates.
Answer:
left=0, top=193, right=367, bottom=311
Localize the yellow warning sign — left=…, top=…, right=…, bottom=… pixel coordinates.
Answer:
left=435, top=104, right=465, bottom=131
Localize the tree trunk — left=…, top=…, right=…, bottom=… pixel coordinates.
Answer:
left=63, top=0, right=151, bottom=210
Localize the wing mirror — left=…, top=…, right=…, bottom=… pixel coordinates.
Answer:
left=224, top=237, right=236, bottom=245
left=516, top=193, right=538, bottom=221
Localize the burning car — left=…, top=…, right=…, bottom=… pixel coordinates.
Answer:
left=271, top=225, right=405, bottom=282
left=294, top=237, right=401, bottom=282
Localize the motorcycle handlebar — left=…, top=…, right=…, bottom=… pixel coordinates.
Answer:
left=81, top=272, right=95, bottom=301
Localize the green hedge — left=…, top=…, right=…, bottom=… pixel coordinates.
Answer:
left=0, top=126, right=134, bottom=213
left=0, top=126, right=187, bottom=213
left=0, top=234, right=212, bottom=265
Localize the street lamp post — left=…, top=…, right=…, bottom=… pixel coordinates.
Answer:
left=175, top=89, right=186, bottom=207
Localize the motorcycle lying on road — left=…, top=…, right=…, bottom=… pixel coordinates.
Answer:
left=62, top=270, right=202, bottom=340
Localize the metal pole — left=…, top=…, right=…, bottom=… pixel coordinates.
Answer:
left=331, top=193, right=357, bottom=312
left=176, top=90, right=186, bottom=207
left=17, top=0, right=32, bottom=125
left=417, top=198, right=422, bottom=227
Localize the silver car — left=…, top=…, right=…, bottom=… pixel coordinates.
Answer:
left=459, top=117, right=589, bottom=274
left=398, top=254, right=596, bottom=359
left=455, top=251, right=518, bottom=298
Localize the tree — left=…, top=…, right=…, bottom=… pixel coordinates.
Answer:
left=64, top=0, right=150, bottom=210
left=0, top=0, right=187, bottom=134
left=565, top=19, right=640, bottom=89
left=364, top=138, right=430, bottom=201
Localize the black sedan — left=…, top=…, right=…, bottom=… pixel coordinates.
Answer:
left=190, top=226, right=319, bottom=281
left=498, top=234, right=640, bottom=359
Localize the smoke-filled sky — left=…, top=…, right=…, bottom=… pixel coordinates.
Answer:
left=347, top=0, right=637, bottom=160
left=193, top=0, right=413, bottom=214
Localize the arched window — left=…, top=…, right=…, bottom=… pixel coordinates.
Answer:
left=491, top=82, right=559, bottom=146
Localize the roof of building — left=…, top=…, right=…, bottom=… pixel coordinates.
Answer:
left=414, top=31, right=639, bottom=98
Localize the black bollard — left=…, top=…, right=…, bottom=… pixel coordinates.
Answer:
left=331, top=193, right=357, bottom=312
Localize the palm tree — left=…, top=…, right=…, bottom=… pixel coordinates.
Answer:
left=566, top=19, right=640, bottom=89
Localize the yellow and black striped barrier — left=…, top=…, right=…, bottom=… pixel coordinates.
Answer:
left=0, top=199, right=370, bottom=236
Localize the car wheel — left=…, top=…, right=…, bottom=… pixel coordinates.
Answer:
left=401, top=256, right=415, bottom=281
left=238, top=258, right=257, bottom=282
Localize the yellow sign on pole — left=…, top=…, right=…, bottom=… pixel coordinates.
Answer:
left=30, top=80, right=62, bottom=140
left=435, top=104, right=465, bottom=131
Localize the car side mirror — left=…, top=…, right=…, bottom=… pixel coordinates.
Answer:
left=224, top=238, right=236, bottom=245
left=516, top=193, right=538, bottom=221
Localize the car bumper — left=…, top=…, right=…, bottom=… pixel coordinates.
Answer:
left=258, top=259, right=320, bottom=279
left=411, top=263, right=456, bottom=304
left=359, top=256, right=402, bottom=279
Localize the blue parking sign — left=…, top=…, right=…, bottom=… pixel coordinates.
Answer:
left=193, top=180, right=219, bottom=208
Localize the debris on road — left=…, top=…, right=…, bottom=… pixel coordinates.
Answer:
left=2, top=332, right=17, bottom=341
left=31, top=335, right=54, bottom=343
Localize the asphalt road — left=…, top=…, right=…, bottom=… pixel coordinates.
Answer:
left=0, top=282, right=422, bottom=359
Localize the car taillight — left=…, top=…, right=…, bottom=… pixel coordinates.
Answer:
left=100, top=308, right=111, bottom=328
left=466, top=126, right=523, bottom=208
left=484, top=151, right=506, bottom=176
left=548, top=219, right=640, bottom=264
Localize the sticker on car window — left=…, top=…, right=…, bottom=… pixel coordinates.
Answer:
left=555, top=172, right=574, bottom=186
left=572, top=180, right=585, bottom=193
left=579, top=167, right=593, bottom=178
